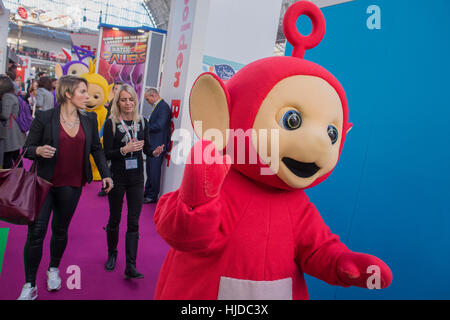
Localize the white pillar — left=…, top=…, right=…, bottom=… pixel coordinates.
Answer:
left=0, top=1, right=9, bottom=74
left=159, top=0, right=283, bottom=195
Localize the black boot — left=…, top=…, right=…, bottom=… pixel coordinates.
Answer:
left=105, top=227, right=119, bottom=271
left=124, top=231, right=144, bottom=279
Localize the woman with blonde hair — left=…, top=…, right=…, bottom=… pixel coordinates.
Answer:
left=103, top=84, right=164, bottom=278
left=18, top=75, right=113, bottom=300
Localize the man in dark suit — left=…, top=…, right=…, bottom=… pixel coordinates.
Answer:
left=143, top=88, right=171, bottom=204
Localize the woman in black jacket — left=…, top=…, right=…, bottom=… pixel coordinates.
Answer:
left=102, top=84, right=163, bottom=279
left=17, top=75, right=113, bottom=300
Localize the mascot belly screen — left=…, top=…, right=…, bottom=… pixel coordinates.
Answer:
left=154, top=1, right=393, bottom=300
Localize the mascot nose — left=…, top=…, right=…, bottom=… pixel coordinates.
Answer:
left=301, top=127, right=331, bottom=160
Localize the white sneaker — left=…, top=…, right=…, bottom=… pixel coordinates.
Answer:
left=47, top=267, right=62, bottom=292
left=17, top=283, right=38, bottom=300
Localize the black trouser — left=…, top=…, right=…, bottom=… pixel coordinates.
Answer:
left=107, top=180, right=144, bottom=234
left=23, top=186, right=82, bottom=286
left=144, top=152, right=165, bottom=199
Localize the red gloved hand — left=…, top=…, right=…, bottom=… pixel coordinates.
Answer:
left=179, top=140, right=231, bottom=208
left=337, top=252, right=393, bottom=289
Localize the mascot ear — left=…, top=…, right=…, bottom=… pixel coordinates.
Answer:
left=88, top=59, right=96, bottom=73
left=55, top=64, right=63, bottom=78
left=190, top=73, right=230, bottom=151
left=107, top=84, right=114, bottom=101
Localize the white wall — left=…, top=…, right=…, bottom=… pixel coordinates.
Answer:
left=0, top=1, right=9, bottom=73
left=204, top=0, right=283, bottom=65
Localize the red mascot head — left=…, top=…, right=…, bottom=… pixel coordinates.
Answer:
left=189, top=1, right=352, bottom=191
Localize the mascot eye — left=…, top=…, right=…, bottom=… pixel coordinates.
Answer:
left=280, top=110, right=302, bottom=130
left=94, top=95, right=99, bottom=99
left=71, top=70, right=77, bottom=75
left=327, top=125, right=338, bottom=144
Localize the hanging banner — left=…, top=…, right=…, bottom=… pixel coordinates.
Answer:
left=97, top=27, right=150, bottom=103
left=14, top=5, right=76, bottom=29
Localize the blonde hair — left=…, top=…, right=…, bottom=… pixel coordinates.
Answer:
left=56, top=75, right=88, bottom=106
left=109, top=84, right=141, bottom=124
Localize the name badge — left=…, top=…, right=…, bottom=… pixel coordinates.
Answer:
left=125, top=157, right=138, bottom=170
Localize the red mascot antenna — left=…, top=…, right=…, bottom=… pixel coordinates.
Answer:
left=283, top=1, right=326, bottom=59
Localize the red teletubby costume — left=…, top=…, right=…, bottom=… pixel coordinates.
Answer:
left=154, top=1, right=392, bottom=299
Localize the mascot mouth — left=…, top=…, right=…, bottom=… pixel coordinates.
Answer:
left=282, top=157, right=320, bottom=178
left=86, top=105, right=96, bottom=110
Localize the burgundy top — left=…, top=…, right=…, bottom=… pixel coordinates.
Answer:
left=52, top=124, right=86, bottom=187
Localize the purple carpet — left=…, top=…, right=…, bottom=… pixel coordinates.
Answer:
left=0, top=161, right=170, bottom=300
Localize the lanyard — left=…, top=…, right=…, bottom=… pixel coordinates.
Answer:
left=119, top=116, right=137, bottom=141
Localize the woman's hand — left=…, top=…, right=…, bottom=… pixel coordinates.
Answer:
left=152, top=144, right=165, bottom=157
left=122, top=139, right=144, bottom=154
left=102, top=177, right=114, bottom=193
left=36, top=145, right=56, bottom=158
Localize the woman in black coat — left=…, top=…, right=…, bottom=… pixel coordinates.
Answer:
left=102, top=84, right=164, bottom=279
left=17, top=75, right=113, bottom=300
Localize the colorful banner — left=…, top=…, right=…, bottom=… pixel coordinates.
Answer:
left=0, top=229, right=8, bottom=276
left=97, top=28, right=150, bottom=103
left=15, top=5, right=76, bottom=29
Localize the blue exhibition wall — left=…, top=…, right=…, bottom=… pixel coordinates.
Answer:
left=287, top=0, right=450, bottom=299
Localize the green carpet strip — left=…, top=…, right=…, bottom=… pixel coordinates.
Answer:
left=0, top=229, right=9, bottom=276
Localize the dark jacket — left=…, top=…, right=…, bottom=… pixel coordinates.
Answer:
left=103, top=117, right=154, bottom=183
left=24, top=107, right=111, bottom=183
left=148, top=99, right=171, bottom=150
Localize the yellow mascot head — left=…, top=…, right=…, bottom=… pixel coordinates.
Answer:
left=81, top=59, right=113, bottom=112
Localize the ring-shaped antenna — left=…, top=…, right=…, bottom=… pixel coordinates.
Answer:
left=283, top=1, right=326, bottom=59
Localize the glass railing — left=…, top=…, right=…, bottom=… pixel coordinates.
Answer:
left=8, top=45, right=68, bottom=64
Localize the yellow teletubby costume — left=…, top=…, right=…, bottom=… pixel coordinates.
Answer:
left=81, top=60, right=113, bottom=180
